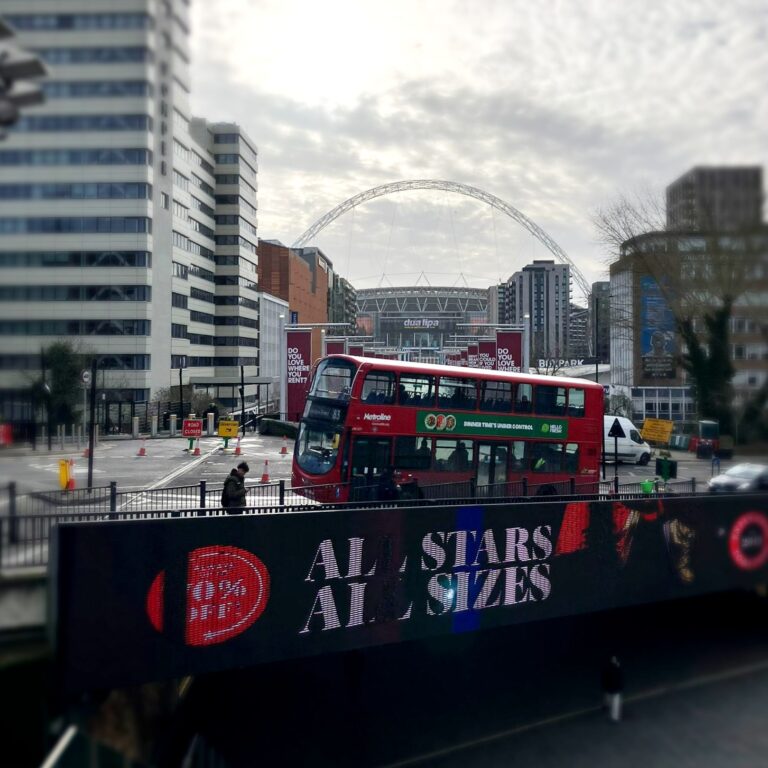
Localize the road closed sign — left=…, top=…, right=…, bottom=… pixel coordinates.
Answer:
left=218, top=419, right=239, bottom=438
left=182, top=419, right=203, bottom=438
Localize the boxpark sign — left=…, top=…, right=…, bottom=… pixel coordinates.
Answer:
left=51, top=495, right=768, bottom=696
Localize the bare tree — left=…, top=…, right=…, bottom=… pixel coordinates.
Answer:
left=594, top=193, right=766, bottom=438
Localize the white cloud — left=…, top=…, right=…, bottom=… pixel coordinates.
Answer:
left=190, top=0, right=768, bottom=301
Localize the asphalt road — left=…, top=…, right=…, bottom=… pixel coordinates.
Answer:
left=177, top=590, right=768, bottom=768
left=1, top=436, right=757, bottom=497
left=0, top=433, right=294, bottom=495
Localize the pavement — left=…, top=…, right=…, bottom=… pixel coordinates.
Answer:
left=0, top=432, right=294, bottom=496
left=404, top=659, right=768, bottom=768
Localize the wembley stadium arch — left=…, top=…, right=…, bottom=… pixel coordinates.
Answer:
left=292, top=179, right=590, bottom=299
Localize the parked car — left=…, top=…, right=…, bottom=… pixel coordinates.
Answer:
left=708, top=463, right=768, bottom=493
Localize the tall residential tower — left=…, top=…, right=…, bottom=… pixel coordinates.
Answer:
left=0, top=1, right=259, bottom=417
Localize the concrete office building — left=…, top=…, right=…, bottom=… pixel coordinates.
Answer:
left=499, top=260, right=570, bottom=359
left=0, top=1, right=260, bottom=418
left=666, top=166, right=763, bottom=233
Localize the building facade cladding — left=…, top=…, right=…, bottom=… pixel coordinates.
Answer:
left=328, top=273, right=357, bottom=328
left=502, top=260, right=570, bottom=358
left=666, top=166, right=763, bottom=233
left=257, top=291, right=289, bottom=404
left=0, top=0, right=260, bottom=409
left=609, top=228, right=768, bottom=405
left=256, top=240, right=330, bottom=362
left=568, top=303, right=590, bottom=358
left=355, top=287, right=488, bottom=350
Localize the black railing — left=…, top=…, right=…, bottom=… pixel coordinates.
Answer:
left=0, top=476, right=706, bottom=570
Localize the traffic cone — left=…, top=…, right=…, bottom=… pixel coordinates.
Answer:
left=260, top=460, right=270, bottom=483
left=192, top=438, right=201, bottom=457
left=82, top=446, right=90, bottom=458
left=137, top=438, right=146, bottom=457
left=280, top=435, right=288, bottom=455
left=66, top=459, right=76, bottom=490
left=234, top=436, right=242, bottom=456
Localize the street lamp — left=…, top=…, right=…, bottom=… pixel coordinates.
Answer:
left=523, top=314, right=531, bottom=372
left=278, top=314, right=287, bottom=421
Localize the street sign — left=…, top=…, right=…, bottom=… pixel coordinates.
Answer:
left=218, top=419, right=239, bottom=438
left=182, top=419, right=203, bottom=438
left=608, top=418, right=626, bottom=439
left=641, top=418, right=674, bottom=445
left=81, top=369, right=91, bottom=386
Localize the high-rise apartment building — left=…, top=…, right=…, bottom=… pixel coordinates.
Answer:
left=499, top=260, right=570, bottom=359
left=666, top=166, right=763, bottom=232
left=0, top=1, right=259, bottom=418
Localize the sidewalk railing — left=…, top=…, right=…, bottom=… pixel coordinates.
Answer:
left=1, top=475, right=704, bottom=570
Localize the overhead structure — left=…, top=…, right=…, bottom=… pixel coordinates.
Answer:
left=292, top=179, right=591, bottom=300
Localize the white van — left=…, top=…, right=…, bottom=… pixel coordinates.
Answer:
left=603, top=415, right=652, bottom=465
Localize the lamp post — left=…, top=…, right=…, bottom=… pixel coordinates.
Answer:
left=594, top=296, right=600, bottom=383
left=177, top=358, right=185, bottom=420
left=278, top=314, right=286, bottom=421
left=523, top=314, right=531, bottom=372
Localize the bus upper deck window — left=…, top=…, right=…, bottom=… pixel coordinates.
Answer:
left=568, top=388, right=585, bottom=417
left=399, top=374, right=435, bottom=407
left=437, top=377, right=477, bottom=410
left=535, top=385, right=566, bottom=416
left=361, top=371, right=395, bottom=404
left=514, top=383, right=532, bottom=412
left=480, top=381, right=512, bottom=412
left=311, top=359, right=356, bottom=399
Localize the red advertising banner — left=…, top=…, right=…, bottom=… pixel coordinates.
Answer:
left=459, top=350, right=468, bottom=366
left=467, top=343, right=479, bottom=368
left=477, top=340, right=497, bottom=370
left=324, top=339, right=346, bottom=356
left=286, top=329, right=312, bottom=422
left=348, top=344, right=365, bottom=356
left=496, top=330, right=524, bottom=372
left=182, top=419, right=203, bottom=438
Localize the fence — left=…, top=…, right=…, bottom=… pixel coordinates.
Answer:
left=0, top=475, right=705, bottom=571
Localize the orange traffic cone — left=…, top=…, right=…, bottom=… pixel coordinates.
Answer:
left=192, top=438, right=201, bottom=456
left=82, top=446, right=90, bottom=458
left=66, top=459, right=76, bottom=490
left=260, top=460, right=270, bottom=483
left=137, top=438, right=146, bottom=457
left=280, top=436, right=288, bottom=455
left=234, top=436, right=242, bottom=456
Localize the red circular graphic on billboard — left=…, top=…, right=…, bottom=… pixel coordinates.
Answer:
left=729, top=512, right=768, bottom=571
left=146, top=545, right=270, bottom=646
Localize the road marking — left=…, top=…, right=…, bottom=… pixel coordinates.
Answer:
left=379, top=655, right=768, bottom=768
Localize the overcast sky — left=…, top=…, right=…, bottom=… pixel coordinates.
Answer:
left=190, top=0, right=767, bottom=303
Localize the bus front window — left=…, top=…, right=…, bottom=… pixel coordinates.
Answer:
left=310, top=359, right=357, bottom=399
left=296, top=423, right=341, bottom=475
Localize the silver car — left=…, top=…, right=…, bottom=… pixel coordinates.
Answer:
left=708, top=463, right=768, bottom=493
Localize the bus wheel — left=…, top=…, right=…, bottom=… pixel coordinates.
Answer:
left=537, top=485, right=557, bottom=497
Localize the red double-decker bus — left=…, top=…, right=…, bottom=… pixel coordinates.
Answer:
left=292, top=355, right=604, bottom=502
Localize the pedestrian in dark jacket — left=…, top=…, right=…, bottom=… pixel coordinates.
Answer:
left=222, top=461, right=249, bottom=513
left=602, top=655, right=623, bottom=722
left=377, top=467, right=399, bottom=501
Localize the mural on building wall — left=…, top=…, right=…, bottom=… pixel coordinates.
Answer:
left=640, top=276, right=676, bottom=380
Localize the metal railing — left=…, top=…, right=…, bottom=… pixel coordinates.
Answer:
left=1, top=475, right=703, bottom=570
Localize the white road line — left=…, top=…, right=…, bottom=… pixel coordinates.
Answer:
left=379, top=656, right=768, bottom=768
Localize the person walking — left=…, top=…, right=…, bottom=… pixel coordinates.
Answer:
left=602, top=655, right=624, bottom=722
left=221, top=461, right=249, bottom=514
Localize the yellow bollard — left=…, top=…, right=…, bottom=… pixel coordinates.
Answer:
left=59, top=459, right=70, bottom=490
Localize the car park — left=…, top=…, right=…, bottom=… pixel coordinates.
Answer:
left=708, top=463, right=768, bottom=493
